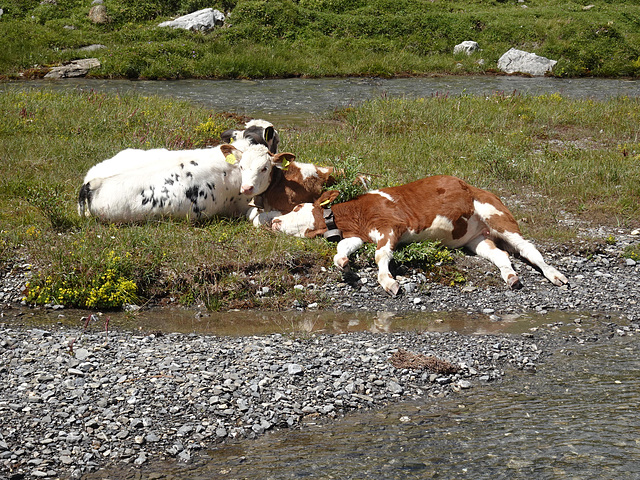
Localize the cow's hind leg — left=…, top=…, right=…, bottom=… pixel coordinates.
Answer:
left=466, top=236, right=522, bottom=289
left=500, top=232, right=568, bottom=286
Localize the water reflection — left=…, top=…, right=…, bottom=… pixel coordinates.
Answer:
left=4, top=306, right=597, bottom=337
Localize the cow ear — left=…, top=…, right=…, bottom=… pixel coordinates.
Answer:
left=220, top=144, right=241, bottom=164
left=317, top=190, right=340, bottom=206
left=272, top=152, right=296, bottom=171
left=264, top=126, right=275, bottom=142
left=220, top=128, right=235, bottom=143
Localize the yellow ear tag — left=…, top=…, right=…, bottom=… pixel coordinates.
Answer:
left=280, top=158, right=290, bottom=171
left=225, top=153, right=236, bottom=165
left=319, top=199, right=331, bottom=206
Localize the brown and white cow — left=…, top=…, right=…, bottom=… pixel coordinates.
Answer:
left=270, top=175, right=568, bottom=296
left=246, top=158, right=337, bottom=226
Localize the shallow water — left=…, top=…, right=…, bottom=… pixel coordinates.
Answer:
left=8, top=306, right=595, bottom=337
left=4, top=76, right=640, bottom=123
left=79, top=316, right=640, bottom=480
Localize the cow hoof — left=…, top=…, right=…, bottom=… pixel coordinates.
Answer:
left=334, top=256, right=349, bottom=270
left=553, top=273, right=569, bottom=286
left=385, top=282, right=400, bottom=297
left=509, top=276, right=523, bottom=290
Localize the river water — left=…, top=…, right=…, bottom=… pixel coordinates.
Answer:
left=6, top=76, right=640, bottom=122
left=8, top=76, right=640, bottom=478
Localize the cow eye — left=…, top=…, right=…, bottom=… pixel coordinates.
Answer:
left=261, top=166, right=268, bottom=172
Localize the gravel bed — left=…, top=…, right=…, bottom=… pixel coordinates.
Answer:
left=0, top=225, right=638, bottom=479
left=0, top=323, right=569, bottom=479
left=311, top=226, right=640, bottom=321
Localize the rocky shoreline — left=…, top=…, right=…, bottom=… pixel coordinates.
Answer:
left=0, top=225, right=639, bottom=479
left=3, top=317, right=637, bottom=480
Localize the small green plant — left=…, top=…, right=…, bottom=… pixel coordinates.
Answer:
left=26, top=249, right=139, bottom=309
left=193, top=114, right=236, bottom=146
left=623, top=244, right=640, bottom=262
left=606, top=234, right=617, bottom=245
left=348, top=241, right=464, bottom=287
left=352, top=241, right=454, bottom=269
left=328, top=155, right=370, bottom=204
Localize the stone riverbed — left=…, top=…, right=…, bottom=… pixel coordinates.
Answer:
left=0, top=225, right=639, bottom=479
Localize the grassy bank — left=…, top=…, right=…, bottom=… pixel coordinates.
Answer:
left=1, top=88, right=639, bottom=311
left=2, top=0, right=640, bottom=79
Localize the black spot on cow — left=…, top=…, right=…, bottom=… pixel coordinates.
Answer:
left=185, top=186, right=199, bottom=204
left=190, top=160, right=198, bottom=166
left=186, top=171, right=193, bottom=178
left=165, top=178, right=174, bottom=185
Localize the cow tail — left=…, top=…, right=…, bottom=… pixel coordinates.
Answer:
left=77, top=182, right=92, bottom=217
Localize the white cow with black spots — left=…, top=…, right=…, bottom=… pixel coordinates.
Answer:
left=78, top=144, right=295, bottom=222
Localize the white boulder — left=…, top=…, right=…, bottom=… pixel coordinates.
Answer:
left=498, top=48, right=557, bottom=76
left=158, top=8, right=224, bottom=32
left=453, top=41, right=480, bottom=55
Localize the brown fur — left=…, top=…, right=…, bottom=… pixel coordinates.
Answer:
left=260, top=162, right=336, bottom=214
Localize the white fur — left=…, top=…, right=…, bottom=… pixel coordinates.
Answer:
left=368, top=190, right=395, bottom=202
left=270, top=203, right=316, bottom=237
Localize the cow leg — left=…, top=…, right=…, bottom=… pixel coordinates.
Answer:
left=334, top=237, right=364, bottom=269
left=466, top=236, right=522, bottom=289
left=374, top=241, right=400, bottom=296
left=500, top=232, right=569, bottom=286
left=246, top=206, right=281, bottom=227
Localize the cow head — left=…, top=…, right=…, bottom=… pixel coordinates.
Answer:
left=220, top=120, right=280, bottom=154
left=271, top=190, right=340, bottom=237
left=238, top=145, right=296, bottom=196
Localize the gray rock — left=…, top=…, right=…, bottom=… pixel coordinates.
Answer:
left=88, top=4, right=108, bottom=24
left=498, top=48, right=557, bottom=76
left=158, top=8, right=224, bottom=32
left=44, top=58, right=101, bottom=79
left=454, top=41, right=480, bottom=55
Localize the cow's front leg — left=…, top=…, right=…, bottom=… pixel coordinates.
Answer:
left=334, top=237, right=364, bottom=270
left=374, top=243, right=399, bottom=296
left=246, top=206, right=281, bottom=227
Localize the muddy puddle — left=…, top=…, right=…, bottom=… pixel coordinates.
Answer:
left=2, top=305, right=608, bottom=337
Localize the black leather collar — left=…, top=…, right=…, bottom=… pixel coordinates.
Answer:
left=322, top=207, right=342, bottom=242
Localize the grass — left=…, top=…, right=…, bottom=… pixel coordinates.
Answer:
left=2, top=0, right=640, bottom=79
left=1, top=88, right=639, bottom=311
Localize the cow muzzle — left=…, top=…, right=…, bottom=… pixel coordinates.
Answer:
left=240, top=185, right=254, bottom=195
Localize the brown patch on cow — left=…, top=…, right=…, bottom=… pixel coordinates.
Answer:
left=451, top=215, right=469, bottom=240
left=389, top=349, right=460, bottom=374
left=470, top=185, right=521, bottom=235
left=262, top=162, right=336, bottom=214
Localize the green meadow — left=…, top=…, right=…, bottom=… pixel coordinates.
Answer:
left=2, top=0, right=640, bottom=79
left=1, top=88, right=638, bottom=310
